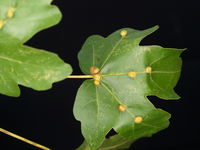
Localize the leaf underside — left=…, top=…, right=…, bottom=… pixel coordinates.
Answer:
left=74, top=26, right=184, bottom=149
left=0, top=0, right=72, bottom=97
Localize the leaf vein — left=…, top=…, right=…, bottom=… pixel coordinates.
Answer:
left=100, top=38, right=123, bottom=69
left=0, top=55, right=22, bottom=64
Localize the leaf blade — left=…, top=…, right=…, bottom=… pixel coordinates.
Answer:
left=76, top=26, right=184, bottom=149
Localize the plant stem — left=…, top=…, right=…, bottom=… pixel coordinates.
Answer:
left=0, top=128, right=51, bottom=150
left=67, top=75, right=93, bottom=79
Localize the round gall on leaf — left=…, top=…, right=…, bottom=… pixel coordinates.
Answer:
left=7, top=8, right=16, bottom=18
left=134, top=116, right=143, bottom=124
left=120, top=30, right=127, bottom=37
left=128, top=72, right=137, bottom=78
left=94, top=80, right=100, bottom=86
left=145, top=67, right=152, bottom=73
left=93, top=74, right=101, bottom=81
left=118, top=104, right=127, bottom=112
left=90, top=66, right=100, bottom=75
left=0, top=20, right=6, bottom=29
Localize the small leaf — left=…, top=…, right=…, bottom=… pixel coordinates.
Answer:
left=74, top=26, right=184, bottom=149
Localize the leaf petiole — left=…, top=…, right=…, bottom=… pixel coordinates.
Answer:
left=67, top=75, right=93, bottom=78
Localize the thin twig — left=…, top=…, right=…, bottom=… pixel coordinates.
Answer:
left=0, top=128, right=51, bottom=150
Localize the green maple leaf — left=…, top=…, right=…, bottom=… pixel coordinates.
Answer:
left=74, top=26, right=184, bottom=149
left=0, top=0, right=72, bottom=97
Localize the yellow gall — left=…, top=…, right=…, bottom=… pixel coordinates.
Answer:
left=94, top=80, right=100, bottom=86
left=7, top=7, right=16, bottom=18
left=93, top=74, right=101, bottom=81
left=128, top=72, right=137, bottom=78
left=93, top=73, right=101, bottom=86
left=90, top=66, right=100, bottom=75
left=0, top=20, right=6, bottom=29
left=134, top=116, right=143, bottom=124
left=145, top=66, right=152, bottom=73
left=120, top=30, right=127, bottom=37
left=118, top=104, right=127, bottom=112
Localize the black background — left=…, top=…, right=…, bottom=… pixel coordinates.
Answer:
left=0, top=0, right=200, bottom=150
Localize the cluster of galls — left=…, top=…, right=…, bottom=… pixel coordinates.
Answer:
left=90, top=66, right=101, bottom=85
left=0, top=7, right=16, bottom=29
